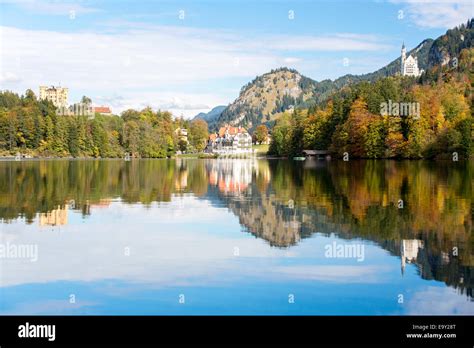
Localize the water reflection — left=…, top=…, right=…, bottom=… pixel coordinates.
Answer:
left=0, top=158, right=472, bottom=313
left=401, top=239, right=424, bottom=275
left=39, top=205, right=68, bottom=226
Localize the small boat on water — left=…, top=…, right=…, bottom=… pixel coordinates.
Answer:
left=293, top=156, right=306, bottom=161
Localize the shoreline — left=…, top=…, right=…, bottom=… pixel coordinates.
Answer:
left=1, top=155, right=472, bottom=161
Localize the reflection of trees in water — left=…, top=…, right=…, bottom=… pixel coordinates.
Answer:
left=0, top=159, right=208, bottom=222
left=0, top=160, right=167, bottom=222
left=221, top=159, right=473, bottom=299
left=196, top=159, right=472, bottom=297
left=205, top=159, right=306, bottom=247
left=379, top=239, right=473, bottom=299
left=0, top=158, right=472, bottom=297
left=416, top=245, right=472, bottom=298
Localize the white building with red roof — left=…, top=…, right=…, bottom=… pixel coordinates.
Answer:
left=207, top=124, right=252, bottom=154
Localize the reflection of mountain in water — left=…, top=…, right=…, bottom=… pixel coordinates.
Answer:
left=0, top=159, right=472, bottom=298
left=204, top=159, right=302, bottom=247
left=202, top=159, right=473, bottom=299
left=210, top=185, right=302, bottom=247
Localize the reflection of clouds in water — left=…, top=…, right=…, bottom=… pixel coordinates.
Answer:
left=274, top=265, right=390, bottom=283
left=406, top=287, right=474, bottom=314
left=1, top=159, right=471, bottom=314
left=101, top=196, right=230, bottom=222
left=0, top=197, right=285, bottom=288
left=0, top=194, right=394, bottom=293
left=2, top=299, right=98, bottom=315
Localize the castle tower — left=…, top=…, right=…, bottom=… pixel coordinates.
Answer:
left=401, top=42, right=406, bottom=75
left=400, top=42, right=422, bottom=77
left=400, top=239, right=423, bottom=276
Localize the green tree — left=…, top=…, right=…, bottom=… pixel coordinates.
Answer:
left=189, top=119, right=208, bottom=152
left=178, top=139, right=188, bottom=152
left=364, top=119, right=386, bottom=158
left=81, top=96, right=92, bottom=105
left=254, top=124, right=268, bottom=144
left=123, top=120, right=140, bottom=156
left=269, top=113, right=292, bottom=156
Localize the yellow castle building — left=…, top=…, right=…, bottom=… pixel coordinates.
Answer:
left=39, top=85, right=69, bottom=108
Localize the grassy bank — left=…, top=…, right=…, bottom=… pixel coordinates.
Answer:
left=253, top=144, right=269, bottom=155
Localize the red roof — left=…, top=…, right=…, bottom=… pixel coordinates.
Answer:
left=94, top=106, right=112, bottom=114
left=218, top=124, right=247, bottom=137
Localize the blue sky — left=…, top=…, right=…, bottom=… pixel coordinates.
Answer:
left=0, top=0, right=472, bottom=117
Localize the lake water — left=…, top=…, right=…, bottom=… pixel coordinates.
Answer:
left=0, top=159, right=472, bottom=315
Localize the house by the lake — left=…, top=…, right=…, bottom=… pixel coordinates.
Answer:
left=206, top=125, right=252, bottom=154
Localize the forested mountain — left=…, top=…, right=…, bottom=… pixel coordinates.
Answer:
left=269, top=46, right=473, bottom=159
left=329, top=19, right=473, bottom=89
left=428, top=19, right=473, bottom=67
left=214, top=19, right=473, bottom=131
left=216, top=68, right=318, bottom=131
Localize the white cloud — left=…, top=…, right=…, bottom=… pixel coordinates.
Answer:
left=268, top=33, right=391, bottom=52
left=0, top=24, right=391, bottom=116
left=94, top=92, right=224, bottom=117
left=391, top=0, right=472, bottom=29
left=283, top=57, right=302, bottom=64
left=159, top=98, right=209, bottom=110
left=8, top=0, right=101, bottom=16
left=0, top=71, right=21, bottom=83
left=406, top=286, right=474, bottom=314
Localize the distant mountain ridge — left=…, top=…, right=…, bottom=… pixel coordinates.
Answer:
left=210, top=19, right=472, bottom=131
left=193, top=105, right=226, bottom=126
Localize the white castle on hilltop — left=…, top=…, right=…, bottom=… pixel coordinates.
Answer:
left=401, top=43, right=423, bottom=77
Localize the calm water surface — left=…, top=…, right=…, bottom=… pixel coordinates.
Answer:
left=0, top=159, right=472, bottom=315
